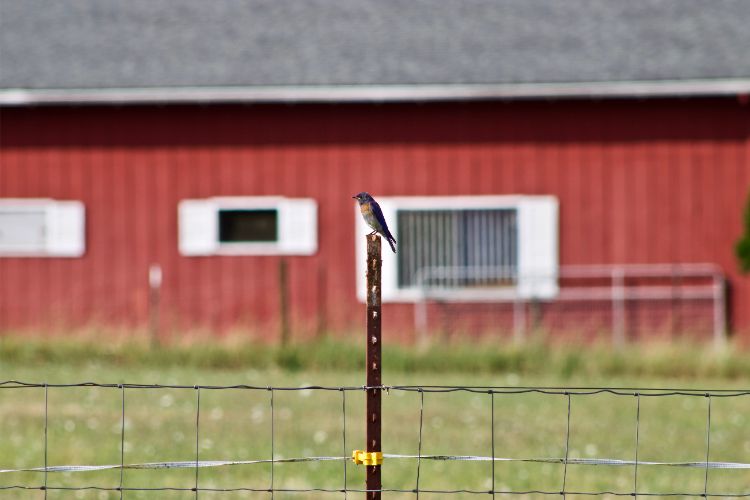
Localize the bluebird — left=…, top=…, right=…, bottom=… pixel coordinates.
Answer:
left=353, top=192, right=397, bottom=253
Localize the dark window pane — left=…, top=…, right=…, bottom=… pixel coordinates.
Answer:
left=218, top=209, right=278, bottom=243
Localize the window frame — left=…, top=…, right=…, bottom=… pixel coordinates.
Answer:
left=0, top=198, right=86, bottom=257
left=178, top=196, right=318, bottom=256
left=355, top=195, right=558, bottom=302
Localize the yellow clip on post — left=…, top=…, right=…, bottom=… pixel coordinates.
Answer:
left=352, top=450, right=383, bottom=466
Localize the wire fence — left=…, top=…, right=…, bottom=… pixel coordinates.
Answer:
left=1, top=381, right=748, bottom=497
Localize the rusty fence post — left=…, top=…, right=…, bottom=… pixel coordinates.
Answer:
left=365, top=234, right=382, bottom=499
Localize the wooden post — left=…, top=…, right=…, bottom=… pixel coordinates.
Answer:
left=148, top=264, right=162, bottom=348
left=365, top=234, right=382, bottom=499
left=611, top=267, right=626, bottom=347
left=279, top=258, right=290, bottom=346
left=316, top=262, right=327, bottom=338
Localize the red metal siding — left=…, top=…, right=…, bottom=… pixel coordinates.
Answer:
left=1, top=99, right=749, bottom=340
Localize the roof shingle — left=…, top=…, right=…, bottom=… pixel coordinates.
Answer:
left=1, top=0, right=749, bottom=99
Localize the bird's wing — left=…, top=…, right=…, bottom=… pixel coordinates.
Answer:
left=371, top=199, right=396, bottom=243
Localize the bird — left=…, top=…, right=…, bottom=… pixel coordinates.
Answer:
left=352, top=192, right=397, bottom=253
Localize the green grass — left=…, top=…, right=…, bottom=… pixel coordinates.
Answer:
left=1, top=335, right=749, bottom=499
left=1, top=333, right=749, bottom=379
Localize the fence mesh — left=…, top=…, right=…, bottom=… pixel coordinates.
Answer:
left=1, top=381, right=748, bottom=497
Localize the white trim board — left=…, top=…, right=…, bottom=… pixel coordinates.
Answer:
left=2, top=78, right=749, bottom=106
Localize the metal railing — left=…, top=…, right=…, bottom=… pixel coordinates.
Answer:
left=414, top=263, right=726, bottom=347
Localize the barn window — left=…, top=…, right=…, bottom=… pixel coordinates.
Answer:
left=396, top=208, right=518, bottom=288
left=178, top=197, right=317, bottom=256
left=0, top=199, right=86, bottom=257
left=0, top=210, right=47, bottom=251
left=355, top=196, right=558, bottom=302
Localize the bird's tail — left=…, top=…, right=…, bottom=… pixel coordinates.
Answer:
left=386, top=235, right=397, bottom=253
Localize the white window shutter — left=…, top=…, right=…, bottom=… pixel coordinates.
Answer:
left=279, top=199, right=317, bottom=255
left=46, top=201, right=85, bottom=257
left=178, top=200, right=218, bottom=256
left=517, top=196, right=559, bottom=299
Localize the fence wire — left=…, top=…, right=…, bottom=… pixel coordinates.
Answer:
left=1, top=381, right=749, bottom=497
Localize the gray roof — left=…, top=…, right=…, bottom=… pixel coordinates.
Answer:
left=2, top=0, right=750, bottom=104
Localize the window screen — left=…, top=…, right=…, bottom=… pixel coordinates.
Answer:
left=218, top=209, right=278, bottom=243
left=397, top=209, right=517, bottom=288
left=0, top=210, right=47, bottom=251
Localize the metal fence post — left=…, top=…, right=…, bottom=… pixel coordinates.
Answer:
left=366, top=234, right=382, bottom=499
left=513, top=297, right=526, bottom=343
left=713, top=274, right=727, bottom=349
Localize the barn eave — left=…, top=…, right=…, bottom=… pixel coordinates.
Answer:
left=2, top=78, right=750, bottom=106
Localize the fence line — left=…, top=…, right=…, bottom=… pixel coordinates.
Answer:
left=4, top=381, right=750, bottom=394
left=1, top=381, right=748, bottom=497
left=413, top=263, right=726, bottom=346
left=5, top=454, right=749, bottom=474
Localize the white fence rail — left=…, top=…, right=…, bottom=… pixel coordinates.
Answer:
left=414, top=263, right=726, bottom=347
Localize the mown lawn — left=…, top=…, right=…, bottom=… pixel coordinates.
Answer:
left=0, top=337, right=748, bottom=499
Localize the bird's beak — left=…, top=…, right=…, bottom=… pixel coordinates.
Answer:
left=352, top=195, right=357, bottom=199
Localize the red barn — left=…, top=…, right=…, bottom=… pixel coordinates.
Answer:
left=1, top=1, right=749, bottom=342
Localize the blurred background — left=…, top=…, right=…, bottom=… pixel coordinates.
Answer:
left=1, top=0, right=749, bottom=345
left=1, top=1, right=750, bottom=497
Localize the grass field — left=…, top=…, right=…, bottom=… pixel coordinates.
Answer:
left=1, top=336, right=749, bottom=499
